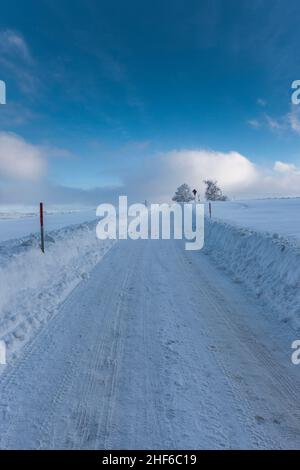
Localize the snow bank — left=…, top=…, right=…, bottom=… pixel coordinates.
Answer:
left=204, top=219, right=300, bottom=330
left=0, top=221, right=114, bottom=362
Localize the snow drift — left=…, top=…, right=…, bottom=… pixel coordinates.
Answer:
left=204, top=219, right=300, bottom=331
left=0, top=221, right=114, bottom=363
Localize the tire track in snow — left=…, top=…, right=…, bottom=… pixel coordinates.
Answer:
left=177, top=243, right=300, bottom=448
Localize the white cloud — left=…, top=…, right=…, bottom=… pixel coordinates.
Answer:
left=0, top=132, right=46, bottom=181
left=128, top=149, right=300, bottom=201
left=257, top=98, right=267, bottom=107
left=1, top=143, right=300, bottom=204
left=288, top=106, right=300, bottom=134
left=0, top=29, right=37, bottom=93
left=247, top=119, right=261, bottom=129
left=0, top=30, right=32, bottom=63
left=248, top=105, right=300, bottom=135
left=274, top=161, right=299, bottom=174
left=126, top=149, right=258, bottom=201
left=265, top=114, right=283, bottom=131
left=163, top=149, right=258, bottom=192
left=247, top=114, right=284, bottom=132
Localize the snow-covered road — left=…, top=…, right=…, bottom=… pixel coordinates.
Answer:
left=0, top=237, right=299, bottom=449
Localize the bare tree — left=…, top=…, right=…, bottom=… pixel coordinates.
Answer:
left=204, top=180, right=227, bottom=201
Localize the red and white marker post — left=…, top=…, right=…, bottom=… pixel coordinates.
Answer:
left=40, top=202, right=45, bottom=253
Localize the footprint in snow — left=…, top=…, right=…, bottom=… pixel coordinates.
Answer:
left=255, top=415, right=266, bottom=425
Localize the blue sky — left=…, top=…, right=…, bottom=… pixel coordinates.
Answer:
left=1, top=0, right=300, bottom=203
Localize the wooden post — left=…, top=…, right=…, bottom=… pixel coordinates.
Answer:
left=209, top=202, right=212, bottom=219
left=40, top=202, right=45, bottom=253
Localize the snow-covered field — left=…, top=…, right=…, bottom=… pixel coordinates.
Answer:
left=208, top=198, right=300, bottom=243
left=0, top=205, right=96, bottom=242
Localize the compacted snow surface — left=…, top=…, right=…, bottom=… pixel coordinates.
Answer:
left=0, top=200, right=299, bottom=449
